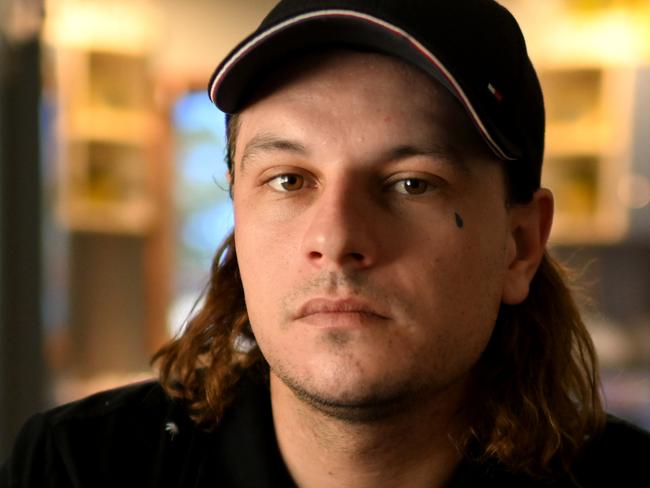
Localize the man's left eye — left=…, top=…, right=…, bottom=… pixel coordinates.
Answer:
left=392, top=178, right=431, bottom=195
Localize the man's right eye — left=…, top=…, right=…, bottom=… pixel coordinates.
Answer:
left=267, top=174, right=305, bottom=192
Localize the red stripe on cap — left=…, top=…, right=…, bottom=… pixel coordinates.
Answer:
left=209, top=10, right=514, bottom=161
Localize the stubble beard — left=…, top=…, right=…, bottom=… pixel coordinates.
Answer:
left=262, top=272, right=457, bottom=423
left=285, top=378, right=417, bottom=423
left=271, top=352, right=433, bottom=424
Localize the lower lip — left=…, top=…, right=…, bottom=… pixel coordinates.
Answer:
left=298, top=311, right=387, bottom=329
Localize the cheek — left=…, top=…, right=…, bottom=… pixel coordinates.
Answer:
left=233, top=217, right=311, bottom=366
left=418, top=244, right=503, bottom=364
left=406, top=212, right=508, bottom=321
left=233, top=211, right=300, bottom=324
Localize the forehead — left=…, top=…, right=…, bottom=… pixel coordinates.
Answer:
left=241, top=49, right=452, bottom=119
left=233, top=49, right=493, bottom=164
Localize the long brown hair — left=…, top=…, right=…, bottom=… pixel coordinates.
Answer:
left=465, top=253, right=605, bottom=476
left=153, top=114, right=605, bottom=477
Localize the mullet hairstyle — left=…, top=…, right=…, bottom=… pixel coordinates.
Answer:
left=153, top=113, right=605, bottom=479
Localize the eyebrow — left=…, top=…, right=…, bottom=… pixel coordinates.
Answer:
left=387, top=143, right=470, bottom=173
left=239, top=133, right=308, bottom=174
left=238, top=133, right=469, bottom=174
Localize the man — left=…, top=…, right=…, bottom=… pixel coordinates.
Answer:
left=2, top=0, right=650, bottom=487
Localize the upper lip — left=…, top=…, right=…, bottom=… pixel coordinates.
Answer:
left=294, top=298, right=389, bottom=320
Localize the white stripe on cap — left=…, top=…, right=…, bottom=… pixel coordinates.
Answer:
left=209, top=9, right=514, bottom=161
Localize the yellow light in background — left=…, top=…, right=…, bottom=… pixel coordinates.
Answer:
left=43, top=0, right=161, bottom=53
left=618, top=173, right=650, bottom=209
left=544, top=8, right=650, bottom=66
left=505, top=0, right=650, bottom=67
left=565, top=0, right=650, bottom=12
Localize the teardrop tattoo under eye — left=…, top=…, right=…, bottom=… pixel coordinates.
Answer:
left=454, top=212, right=464, bottom=229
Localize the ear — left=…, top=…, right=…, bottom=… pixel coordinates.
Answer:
left=502, top=188, right=554, bottom=305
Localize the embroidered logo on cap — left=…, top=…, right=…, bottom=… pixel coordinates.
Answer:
left=488, top=83, right=503, bottom=102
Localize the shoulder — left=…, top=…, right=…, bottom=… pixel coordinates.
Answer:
left=0, top=380, right=181, bottom=487
left=40, top=380, right=173, bottom=455
left=0, top=376, right=293, bottom=488
left=572, top=415, right=650, bottom=487
left=581, top=415, right=650, bottom=463
left=45, top=379, right=169, bottom=427
left=452, top=416, right=650, bottom=488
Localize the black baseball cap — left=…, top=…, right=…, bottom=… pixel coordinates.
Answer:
left=208, top=0, right=545, bottom=202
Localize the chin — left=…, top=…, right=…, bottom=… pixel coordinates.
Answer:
left=273, top=362, right=430, bottom=423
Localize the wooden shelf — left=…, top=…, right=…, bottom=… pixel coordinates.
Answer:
left=59, top=199, right=155, bottom=235
left=540, top=65, right=636, bottom=244
left=55, top=48, right=156, bottom=234
left=67, top=106, right=155, bottom=145
left=44, top=3, right=172, bottom=382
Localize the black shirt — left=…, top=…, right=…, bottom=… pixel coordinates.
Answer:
left=2, top=377, right=649, bottom=487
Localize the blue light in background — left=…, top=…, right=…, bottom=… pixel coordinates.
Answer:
left=179, top=141, right=226, bottom=186
left=172, top=91, right=225, bottom=139
left=173, top=89, right=232, bottom=256
left=170, top=90, right=233, bottom=336
left=180, top=195, right=233, bottom=256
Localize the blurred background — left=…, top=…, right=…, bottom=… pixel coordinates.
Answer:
left=0, top=0, right=649, bottom=458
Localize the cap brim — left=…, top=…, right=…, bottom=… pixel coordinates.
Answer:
left=209, top=10, right=518, bottom=161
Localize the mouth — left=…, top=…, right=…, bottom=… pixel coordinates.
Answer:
left=294, top=298, right=389, bottom=327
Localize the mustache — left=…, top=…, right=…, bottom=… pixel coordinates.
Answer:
left=287, top=270, right=369, bottom=296
left=281, top=271, right=386, bottom=315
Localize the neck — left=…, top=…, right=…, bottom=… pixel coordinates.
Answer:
left=270, top=374, right=467, bottom=488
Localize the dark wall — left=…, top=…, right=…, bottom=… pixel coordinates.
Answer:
left=0, top=36, right=46, bottom=460
left=552, top=244, right=650, bottom=328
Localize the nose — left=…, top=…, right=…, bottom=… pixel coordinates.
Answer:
left=300, top=178, right=379, bottom=270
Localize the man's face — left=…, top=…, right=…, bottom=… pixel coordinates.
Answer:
left=232, top=51, right=518, bottom=416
